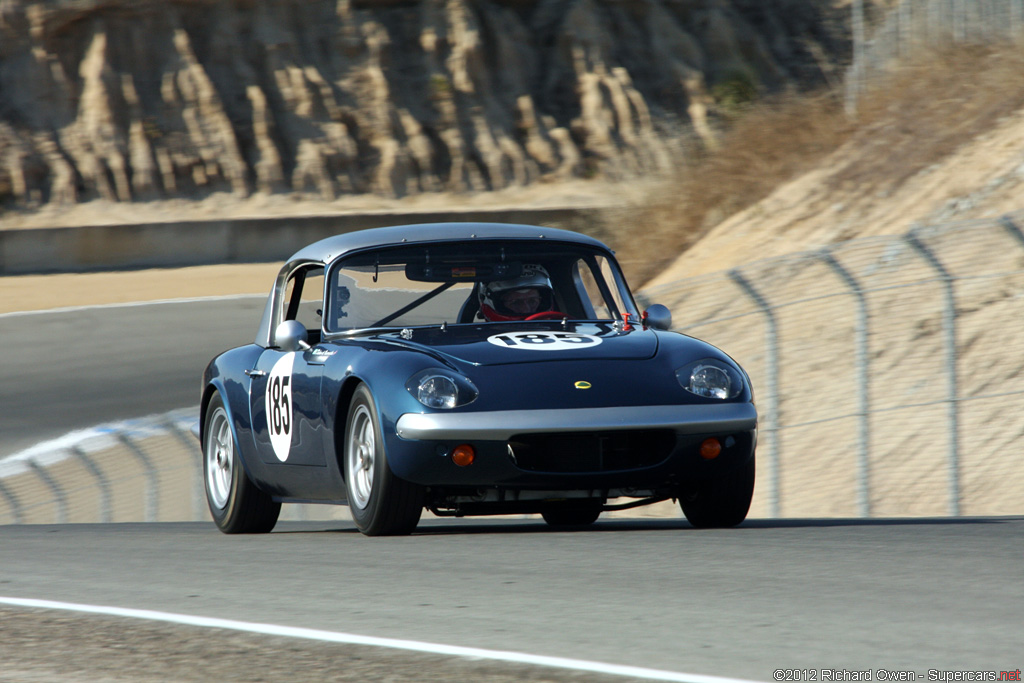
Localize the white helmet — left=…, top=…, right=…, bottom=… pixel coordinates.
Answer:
left=478, top=264, right=554, bottom=321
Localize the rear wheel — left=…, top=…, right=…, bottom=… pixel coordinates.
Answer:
left=344, top=384, right=424, bottom=536
left=680, top=456, right=755, bottom=529
left=541, top=502, right=603, bottom=527
left=203, top=393, right=281, bottom=533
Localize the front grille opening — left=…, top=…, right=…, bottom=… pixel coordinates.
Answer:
left=508, top=430, right=676, bottom=473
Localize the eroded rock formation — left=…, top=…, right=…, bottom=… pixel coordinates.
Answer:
left=0, top=0, right=842, bottom=207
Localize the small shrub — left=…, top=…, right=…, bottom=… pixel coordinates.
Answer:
left=711, top=67, right=760, bottom=119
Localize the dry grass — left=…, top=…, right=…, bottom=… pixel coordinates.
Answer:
left=616, top=43, right=1024, bottom=288
left=829, top=44, right=1024, bottom=191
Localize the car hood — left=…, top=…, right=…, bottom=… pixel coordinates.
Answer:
left=368, top=322, right=658, bottom=366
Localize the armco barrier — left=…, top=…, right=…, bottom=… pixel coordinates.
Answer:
left=641, top=211, right=1024, bottom=518
left=0, top=409, right=355, bottom=525
left=0, top=207, right=605, bottom=275
left=0, top=409, right=682, bottom=525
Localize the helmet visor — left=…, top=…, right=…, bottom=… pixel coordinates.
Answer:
left=493, top=286, right=553, bottom=317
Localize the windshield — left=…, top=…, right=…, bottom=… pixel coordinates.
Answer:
left=324, top=241, right=638, bottom=333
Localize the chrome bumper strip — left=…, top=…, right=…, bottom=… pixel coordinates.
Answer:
left=395, top=403, right=757, bottom=441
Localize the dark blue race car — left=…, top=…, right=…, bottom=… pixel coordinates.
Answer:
left=199, top=223, right=757, bottom=535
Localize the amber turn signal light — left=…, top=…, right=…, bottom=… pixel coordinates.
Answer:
left=452, top=444, right=476, bottom=467
left=700, top=437, right=722, bottom=460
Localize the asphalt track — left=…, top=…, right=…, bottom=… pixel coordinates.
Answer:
left=0, top=297, right=264, bottom=459
left=0, top=519, right=1021, bottom=681
left=1, top=298, right=1022, bottom=681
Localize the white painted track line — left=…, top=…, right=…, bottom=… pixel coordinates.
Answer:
left=0, top=596, right=766, bottom=683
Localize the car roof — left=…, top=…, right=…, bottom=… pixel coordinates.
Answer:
left=255, top=222, right=615, bottom=348
left=286, top=222, right=610, bottom=265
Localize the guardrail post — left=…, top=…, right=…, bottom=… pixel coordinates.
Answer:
left=28, top=460, right=67, bottom=524
left=72, top=445, right=112, bottom=524
left=898, top=0, right=913, bottom=56
left=118, top=434, right=159, bottom=522
left=905, top=230, right=961, bottom=516
left=165, top=418, right=207, bottom=521
left=928, top=0, right=945, bottom=42
left=847, top=0, right=867, bottom=116
left=0, top=480, right=24, bottom=525
left=999, top=215, right=1024, bottom=247
left=728, top=270, right=781, bottom=518
left=821, top=251, right=873, bottom=517
left=954, top=0, right=967, bottom=41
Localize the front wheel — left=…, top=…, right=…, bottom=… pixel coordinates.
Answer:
left=344, top=384, right=424, bottom=536
left=203, top=393, right=281, bottom=533
left=680, top=456, right=755, bottom=529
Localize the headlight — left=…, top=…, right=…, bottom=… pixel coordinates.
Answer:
left=418, top=375, right=458, bottom=409
left=406, top=370, right=478, bottom=409
left=675, top=359, right=745, bottom=400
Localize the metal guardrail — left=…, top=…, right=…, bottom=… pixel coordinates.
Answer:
left=846, top=0, right=1024, bottom=114
left=0, top=409, right=684, bottom=525
left=0, top=409, right=356, bottom=525
left=0, top=410, right=204, bottom=524
left=643, top=211, right=1024, bottom=518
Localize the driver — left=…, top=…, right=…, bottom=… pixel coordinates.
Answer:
left=478, top=264, right=556, bottom=321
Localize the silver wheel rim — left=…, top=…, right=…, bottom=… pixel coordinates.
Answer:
left=205, top=406, right=233, bottom=510
left=346, top=404, right=375, bottom=510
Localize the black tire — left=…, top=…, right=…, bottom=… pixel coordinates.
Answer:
left=344, top=384, right=424, bottom=536
left=203, top=393, right=281, bottom=534
left=680, top=455, right=755, bottom=528
left=541, top=502, right=603, bottom=527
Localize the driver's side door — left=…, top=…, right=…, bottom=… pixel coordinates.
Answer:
left=248, top=265, right=328, bottom=468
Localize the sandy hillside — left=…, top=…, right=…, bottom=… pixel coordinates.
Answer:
left=645, top=45, right=1024, bottom=286
left=648, top=95, right=1024, bottom=286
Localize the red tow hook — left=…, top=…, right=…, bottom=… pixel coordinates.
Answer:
left=622, top=312, right=634, bottom=332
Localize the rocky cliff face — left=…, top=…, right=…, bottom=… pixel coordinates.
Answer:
left=0, top=0, right=843, bottom=208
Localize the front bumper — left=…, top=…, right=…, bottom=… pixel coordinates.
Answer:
left=386, top=402, right=757, bottom=491
left=395, top=402, right=757, bottom=441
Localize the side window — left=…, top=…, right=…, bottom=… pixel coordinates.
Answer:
left=283, top=266, right=325, bottom=334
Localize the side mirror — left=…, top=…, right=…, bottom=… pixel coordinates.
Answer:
left=643, top=304, right=672, bottom=331
left=275, top=320, right=311, bottom=352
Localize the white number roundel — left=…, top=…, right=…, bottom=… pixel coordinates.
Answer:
left=265, top=354, right=295, bottom=462
left=486, top=331, right=602, bottom=350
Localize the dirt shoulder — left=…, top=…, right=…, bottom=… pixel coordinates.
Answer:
left=0, top=606, right=625, bottom=683
left=0, top=264, right=280, bottom=315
